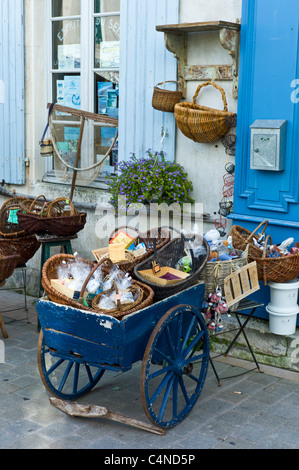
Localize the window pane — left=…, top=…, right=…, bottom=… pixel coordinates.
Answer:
left=53, top=74, right=81, bottom=115
left=94, top=16, right=120, bottom=68
left=94, top=0, right=120, bottom=14
left=52, top=19, right=81, bottom=70
left=94, top=126, right=118, bottom=174
left=95, top=72, right=119, bottom=115
left=52, top=0, right=81, bottom=17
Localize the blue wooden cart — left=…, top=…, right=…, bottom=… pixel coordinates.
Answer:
left=36, top=282, right=209, bottom=432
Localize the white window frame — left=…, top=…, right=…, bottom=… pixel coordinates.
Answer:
left=43, top=0, right=120, bottom=188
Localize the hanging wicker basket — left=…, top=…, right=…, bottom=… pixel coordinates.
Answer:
left=174, top=81, right=236, bottom=143
left=152, top=81, right=183, bottom=113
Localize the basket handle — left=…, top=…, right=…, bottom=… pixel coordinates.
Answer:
left=152, top=226, right=195, bottom=275
left=156, top=80, right=180, bottom=89
left=245, top=220, right=269, bottom=243
left=192, top=81, right=228, bottom=111
left=78, top=258, right=113, bottom=304
left=29, top=195, right=48, bottom=217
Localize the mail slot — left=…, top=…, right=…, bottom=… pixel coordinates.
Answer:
left=250, top=120, right=287, bottom=171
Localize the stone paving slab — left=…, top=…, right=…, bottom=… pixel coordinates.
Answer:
left=1, top=293, right=299, bottom=450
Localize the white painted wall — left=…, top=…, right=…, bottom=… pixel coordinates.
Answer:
left=177, top=0, right=242, bottom=230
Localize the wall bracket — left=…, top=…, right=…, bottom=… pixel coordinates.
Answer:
left=156, top=21, right=241, bottom=99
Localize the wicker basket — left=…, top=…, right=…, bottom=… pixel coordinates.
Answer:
left=0, top=197, right=31, bottom=238
left=105, top=226, right=171, bottom=276
left=17, top=210, right=87, bottom=237
left=91, top=280, right=154, bottom=320
left=198, top=248, right=248, bottom=310
left=0, top=236, right=41, bottom=267
left=174, top=81, right=236, bottom=143
left=253, top=235, right=299, bottom=285
left=41, top=254, right=106, bottom=311
left=45, top=197, right=78, bottom=217
left=20, top=195, right=48, bottom=217
left=41, top=254, right=154, bottom=319
left=134, top=232, right=210, bottom=301
left=228, top=220, right=268, bottom=263
left=152, top=81, right=183, bottom=113
left=0, top=245, right=21, bottom=283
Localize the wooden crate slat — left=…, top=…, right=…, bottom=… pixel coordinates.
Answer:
left=224, top=262, right=260, bottom=309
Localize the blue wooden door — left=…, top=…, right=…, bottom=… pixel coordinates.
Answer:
left=0, top=0, right=25, bottom=185
left=232, top=0, right=299, bottom=243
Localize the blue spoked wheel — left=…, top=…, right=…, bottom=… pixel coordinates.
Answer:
left=140, top=304, right=209, bottom=429
left=37, top=332, right=105, bottom=400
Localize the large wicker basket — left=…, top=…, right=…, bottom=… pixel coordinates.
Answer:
left=17, top=210, right=87, bottom=237
left=152, top=81, right=183, bottom=113
left=41, top=254, right=100, bottom=311
left=228, top=220, right=268, bottom=263
left=41, top=254, right=154, bottom=319
left=198, top=248, right=248, bottom=310
left=0, top=197, right=31, bottom=238
left=0, top=245, right=21, bottom=283
left=0, top=236, right=41, bottom=267
left=134, top=232, right=210, bottom=301
left=253, top=236, right=299, bottom=285
left=174, top=81, right=236, bottom=143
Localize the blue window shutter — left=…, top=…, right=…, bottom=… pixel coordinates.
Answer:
left=0, top=0, right=25, bottom=185
left=119, top=0, right=179, bottom=161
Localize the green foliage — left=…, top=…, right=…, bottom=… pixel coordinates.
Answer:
left=106, top=149, right=194, bottom=211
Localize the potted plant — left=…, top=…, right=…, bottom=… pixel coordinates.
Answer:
left=105, top=149, right=194, bottom=212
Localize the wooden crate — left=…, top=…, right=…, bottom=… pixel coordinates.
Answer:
left=223, top=261, right=260, bottom=309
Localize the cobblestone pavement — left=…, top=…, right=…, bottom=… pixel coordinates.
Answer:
left=1, top=292, right=299, bottom=450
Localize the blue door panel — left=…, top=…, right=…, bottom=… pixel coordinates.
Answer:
left=231, top=0, right=299, bottom=322
left=233, top=0, right=299, bottom=226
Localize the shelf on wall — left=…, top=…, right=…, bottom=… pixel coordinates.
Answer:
left=156, top=21, right=241, bottom=99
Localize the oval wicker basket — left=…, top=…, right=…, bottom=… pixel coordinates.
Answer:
left=0, top=245, right=21, bottom=283
left=228, top=220, right=269, bottom=263
left=174, top=81, right=236, bottom=143
left=91, top=280, right=154, bottom=320
left=0, top=236, right=41, bottom=267
left=253, top=235, right=299, bottom=285
left=152, top=81, right=183, bottom=113
left=0, top=198, right=31, bottom=239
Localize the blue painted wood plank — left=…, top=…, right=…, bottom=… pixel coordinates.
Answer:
left=0, top=0, right=25, bottom=184
left=36, top=283, right=206, bottom=370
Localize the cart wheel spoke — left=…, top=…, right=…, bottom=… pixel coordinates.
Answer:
left=158, top=374, right=175, bottom=421
left=37, top=331, right=105, bottom=400
left=141, top=304, right=209, bottom=429
left=149, top=370, right=174, bottom=405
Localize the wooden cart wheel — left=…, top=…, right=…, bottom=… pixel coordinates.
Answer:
left=140, top=304, right=209, bottom=429
left=37, top=331, right=105, bottom=400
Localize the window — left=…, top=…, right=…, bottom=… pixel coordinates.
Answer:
left=45, top=0, right=120, bottom=187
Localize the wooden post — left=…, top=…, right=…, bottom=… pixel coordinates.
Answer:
left=70, top=117, right=85, bottom=202
left=0, top=312, right=8, bottom=339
